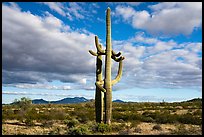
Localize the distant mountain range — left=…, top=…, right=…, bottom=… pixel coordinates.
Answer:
left=4, top=97, right=201, bottom=105
left=32, top=97, right=89, bottom=104
left=113, top=99, right=125, bottom=103
left=32, top=97, right=124, bottom=104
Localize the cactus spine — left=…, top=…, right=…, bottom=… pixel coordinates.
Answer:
left=89, top=7, right=124, bottom=125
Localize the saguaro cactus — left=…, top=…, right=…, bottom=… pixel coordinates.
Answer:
left=89, top=37, right=105, bottom=123
left=89, top=7, right=124, bottom=125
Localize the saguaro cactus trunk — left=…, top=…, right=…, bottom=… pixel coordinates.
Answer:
left=104, top=7, right=112, bottom=125
left=89, top=37, right=105, bottom=123
left=89, top=7, right=125, bottom=125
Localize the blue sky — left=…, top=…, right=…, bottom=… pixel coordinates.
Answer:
left=2, top=2, right=202, bottom=104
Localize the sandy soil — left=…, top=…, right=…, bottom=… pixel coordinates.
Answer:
left=2, top=120, right=201, bottom=135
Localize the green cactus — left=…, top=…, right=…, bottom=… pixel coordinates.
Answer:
left=89, top=36, right=105, bottom=123
left=89, top=7, right=124, bottom=125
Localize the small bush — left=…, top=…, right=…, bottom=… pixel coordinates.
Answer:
left=41, top=120, right=54, bottom=127
left=111, top=123, right=125, bottom=132
left=96, top=123, right=112, bottom=133
left=177, top=113, right=202, bottom=125
left=170, top=124, right=201, bottom=135
left=118, top=129, right=133, bottom=135
left=67, top=125, right=90, bottom=135
left=24, top=117, right=35, bottom=126
left=152, top=124, right=162, bottom=131
left=65, top=119, right=79, bottom=128
left=134, top=127, right=142, bottom=133
left=49, top=127, right=61, bottom=135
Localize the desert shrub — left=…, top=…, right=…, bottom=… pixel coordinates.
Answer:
left=41, top=120, right=54, bottom=127
left=95, top=123, right=112, bottom=133
left=113, top=111, right=141, bottom=123
left=111, top=124, right=121, bottom=132
left=50, top=110, right=66, bottom=120
left=65, top=119, right=79, bottom=128
left=67, top=125, right=90, bottom=135
left=74, top=109, right=94, bottom=123
left=111, top=123, right=125, bottom=132
left=155, top=113, right=177, bottom=124
left=24, top=116, right=35, bottom=126
left=177, top=113, right=202, bottom=125
left=13, top=97, right=32, bottom=110
left=113, top=112, right=129, bottom=122
left=142, top=111, right=159, bottom=119
left=16, top=109, right=27, bottom=122
left=134, top=127, right=142, bottom=133
left=2, top=109, right=17, bottom=120
left=49, top=127, right=61, bottom=135
left=142, top=116, right=155, bottom=123
left=170, top=124, right=201, bottom=135
left=152, top=124, right=162, bottom=131
left=192, top=109, right=202, bottom=115
left=141, top=110, right=179, bottom=124
left=141, top=111, right=157, bottom=122
left=130, top=120, right=140, bottom=128
left=118, top=128, right=133, bottom=135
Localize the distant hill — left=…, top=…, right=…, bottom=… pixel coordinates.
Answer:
left=113, top=99, right=125, bottom=103
left=32, top=99, right=49, bottom=104
left=185, top=98, right=202, bottom=102
left=31, top=97, right=127, bottom=104
left=32, top=97, right=89, bottom=104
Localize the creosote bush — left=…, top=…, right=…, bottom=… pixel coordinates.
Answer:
left=96, top=123, right=112, bottom=133
left=67, top=125, right=90, bottom=135
left=152, top=124, right=162, bottom=131
left=65, top=119, right=79, bottom=128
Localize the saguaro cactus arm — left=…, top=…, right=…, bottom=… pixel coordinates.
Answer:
left=112, top=50, right=121, bottom=57
left=111, top=55, right=125, bottom=62
left=95, top=36, right=106, bottom=54
left=112, top=60, right=123, bottom=85
left=96, top=81, right=106, bottom=92
left=89, top=50, right=98, bottom=56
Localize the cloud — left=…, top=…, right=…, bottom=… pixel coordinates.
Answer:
left=41, top=2, right=66, bottom=16
left=6, top=83, right=72, bottom=90
left=107, top=2, right=142, bottom=7
left=41, top=2, right=99, bottom=21
left=2, top=4, right=96, bottom=85
left=112, top=33, right=202, bottom=90
left=2, top=91, right=94, bottom=99
left=115, top=2, right=202, bottom=36
left=2, top=3, right=202, bottom=94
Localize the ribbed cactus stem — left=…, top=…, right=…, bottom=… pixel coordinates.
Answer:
left=95, top=36, right=105, bottom=54
left=112, top=50, right=121, bottom=57
left=112, top=60, right=123, bottom=85
left=89, top=50, right=98, bottom=56
left=104, top=7, right=112, bottom=125
left=89, top=7, right=125, bottom=125
left=95, top=44, right=104, bottom=123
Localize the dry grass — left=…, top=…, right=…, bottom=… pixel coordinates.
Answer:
left=2, top=120, right=202, bottom=135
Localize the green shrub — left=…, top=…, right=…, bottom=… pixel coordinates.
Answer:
left=96, top=123, right=112, bottom=133
left=65, top=119, right=79, bottom=128
left=41, top=120, right=54, bottom=127
left=67, top=125, right=90, bottom=135
left=170, top=124, right=201, bottom=135
left=192, top=109, right=202, bottom=115
left=13, top=97, right=32, bottom=110
left=111, top=123, right=125, bottom=132
left=50, top=110, right=66, bottom=120
left=24, top=117, right=35, bottom=126
left=49, top=127, right=61, bottom=135
left=152, top=124, right=162, bottom=131
left=177, top=113, right=202, bottom=125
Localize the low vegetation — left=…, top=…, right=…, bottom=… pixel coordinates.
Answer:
left=2, top=97, right=202, bottom=135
